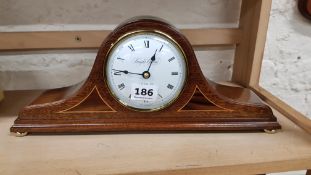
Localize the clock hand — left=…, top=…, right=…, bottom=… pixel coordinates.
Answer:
left=146, top=49, right=157, bottom=72
left=112, top=69, right=143, bottom=76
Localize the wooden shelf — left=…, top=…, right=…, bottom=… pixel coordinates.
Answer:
left=1, top=0, right=310, bottom=174
left=1, top=90, right=311, bottom=175
left=0, top=28, right=241, bottom=51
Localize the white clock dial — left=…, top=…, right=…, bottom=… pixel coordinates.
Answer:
left=105, top=32, right=187, bottom=111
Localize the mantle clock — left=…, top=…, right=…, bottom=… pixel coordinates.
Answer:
left=11, top=16, right=281, bottom=135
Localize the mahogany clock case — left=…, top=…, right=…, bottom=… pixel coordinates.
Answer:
left=10, top=16, right=281, bottom=134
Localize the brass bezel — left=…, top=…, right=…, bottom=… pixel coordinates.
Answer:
left=104, top=30, right=189, bottom=112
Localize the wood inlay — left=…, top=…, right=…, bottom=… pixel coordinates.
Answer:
left=59, top=86, right=115, bottom=113
left=179, top=86, right=230, bottom=111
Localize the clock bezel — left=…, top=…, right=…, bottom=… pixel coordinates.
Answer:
left=104, top=30, right=189, bottom=112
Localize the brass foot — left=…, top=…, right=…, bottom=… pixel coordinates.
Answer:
left=264, top=129, right=277, bottom=134
left=15, top=132, right=28, bottom=137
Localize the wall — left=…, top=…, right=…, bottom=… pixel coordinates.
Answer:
left=260, top=0, right=311, bottom=118
left=0, top=0, right=239, bottom=90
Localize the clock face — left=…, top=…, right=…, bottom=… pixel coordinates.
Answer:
left=105, top=31, right=187, bottom=111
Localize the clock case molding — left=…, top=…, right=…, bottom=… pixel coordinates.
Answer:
left=11, top=17, right=281, bottom=133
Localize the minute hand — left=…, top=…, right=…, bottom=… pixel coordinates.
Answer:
left=146, top=49, right=157, bottom=72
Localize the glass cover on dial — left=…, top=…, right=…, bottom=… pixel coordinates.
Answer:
left=105, top=32, right=187, bottom=111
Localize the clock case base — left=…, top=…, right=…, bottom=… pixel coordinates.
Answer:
left=11, top=122, right=279, bottom=133
left=11, top=81, right=281, bottom=134
left=11, top=17, right=281, bottom=134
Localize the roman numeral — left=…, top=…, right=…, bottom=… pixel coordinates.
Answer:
left=168, top=57, right=175, bottom=62
left=144, top=40, right=149, bottom=48
left=171, top=72, right=178, bottom=75
left=117, top=57, right=125, bottom=60
left=129, top=94, right=131, bottom=98
left=114, top=72, right=121, bottom=75
left=118, top=83, right=125, bottom=90
left=128, top=44, right=135, bottom=51
left=167, top=84, right=174, bottom=90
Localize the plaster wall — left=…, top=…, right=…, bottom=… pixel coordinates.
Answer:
left=260, top=0, right=311, bottom=118
left=0, top=0, right=238, bottom=90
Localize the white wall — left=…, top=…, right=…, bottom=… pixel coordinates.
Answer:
left=0, top=0, right=239, bottom=90
left=260, top=0, right=311, bottom=118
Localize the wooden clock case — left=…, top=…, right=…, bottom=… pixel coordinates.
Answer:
left=11, top=17, right=281, bottom=134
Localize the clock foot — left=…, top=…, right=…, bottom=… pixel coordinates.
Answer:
left=264, top=129, right=277, bottom=134
left=15, top=132, right=28, bottom=137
